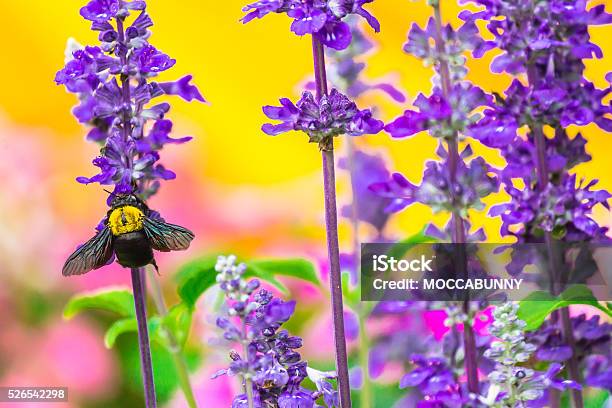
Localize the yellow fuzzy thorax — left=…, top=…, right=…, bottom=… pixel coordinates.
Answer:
left=108, top=206, right=144, bottom=236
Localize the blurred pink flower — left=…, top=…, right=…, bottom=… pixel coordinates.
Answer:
left=424, top=307, right=494, bottom=340
left=39, top=319, right=118, bottom=396
left=169, top=366, right=234, bottom=408
left=0, top=319, right=117, bottom=406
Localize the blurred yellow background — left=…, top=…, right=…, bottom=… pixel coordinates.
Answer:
left=0, top=1, right=610, bottom=406
left=1, top=0, right=610, bottom=274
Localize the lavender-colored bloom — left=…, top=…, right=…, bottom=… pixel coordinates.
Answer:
left=278, top=390, right=315, bottom=408
left=307, top=367, right=339, bottom=407
left=233, top=392, right=264, bottom=408
left=528, top=314, right=611, bottom=363
left=584, top=355, right=612, bottom=391
left=462, top=0, right=612, bottom=152
left=214, top=256, right=331, bottom=407
left=241, top=0, right=379, bottom=50
left=399, top=354, right=465, bottom=407
left=385, top=83, right=490, bottom=140
left=482, top=303, right=583, bottom=406
left=338, top=150, right=392, bottom=232
left=133, top=44, right=175, bottom=73
left=76, top=136, right=175, bottom=193
left=80, top=0, right=120, bottom=23
left=461, top=0, right=612, bottom=74
left=371, top=145, right=497, bottom=216
left=405, top=17, right=493, bottom=80
left=262, top=89, right=383, bottom=148
left=158, top=75, right=206, bottom=102
left=468, top=79, right=611, bottom=148
left=400, top=354, right=456, bottom=394
left=490, top=172, right=610, bottom=241
left=55, top=1, right=204, bottom=198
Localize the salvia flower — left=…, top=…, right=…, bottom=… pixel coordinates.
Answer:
left=490, top=172, right=611, bottom=241
left=463, top=0, right=612, bottom=140
left=399, top=354, right=465, bottom=407
left=241, top=0, right=380, bottom=50
left=528, top=314, right=612, bottom=364
left=483, top=302, right=580, bottom=407
left=338, top=150, right=392, bottom=233
left=460, top=0, right=612, bottom=74
left=584, top=355, right=612, bottom=391
left=468, top=79, right=611, bottom=148
left=213, top=255, right=333, bottom=408
left=371, top=144, right=497, bottom=216
left=495, top=130, right=591, bottom=182
left=385, top=83, right=490, bottom=140
left=404, top=17, right=493, bottom=81
left=262, top=89, right=383, bottom=149
left=55, top=0, right=204, bottom=198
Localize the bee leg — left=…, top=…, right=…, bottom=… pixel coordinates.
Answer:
left=151, top=259, right=160, bottom=275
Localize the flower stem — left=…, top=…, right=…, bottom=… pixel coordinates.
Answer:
left=131, top=268, right=157, bottom=408
left=242, top=320, right=255, bottom=408
left=526, top=68, right=584, bottom=408
left=431, top=1, right=479, bottom=395
left=119, top=17, right=156, bottom=404
left=147, top=270, right=198, bottom=408
left=312, top=36, right=352, bottom=408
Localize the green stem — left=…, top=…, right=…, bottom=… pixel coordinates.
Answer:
left=147, top=269, right=198, bottom=408
left=357, top=310, right=372, bottom=408
left=243, top=319, right=255, bottom=408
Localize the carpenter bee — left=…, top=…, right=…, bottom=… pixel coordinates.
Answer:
left=62, top=193, right=194, bottom=276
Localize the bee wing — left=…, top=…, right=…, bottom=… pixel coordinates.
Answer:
left=62, top=227, right=114, bottom=276
left=143, top=217, right=194, bottom=252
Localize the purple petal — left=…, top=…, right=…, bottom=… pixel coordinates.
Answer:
left=159, top=75, right=206, bottom=102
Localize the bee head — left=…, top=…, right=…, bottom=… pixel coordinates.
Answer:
left=109, top=193, right=144, bottom=209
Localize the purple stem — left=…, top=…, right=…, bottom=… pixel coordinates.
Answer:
left=117, top=18, right=156, bottom=407
left=131, top=268, right=157, bottom=408
left=526, top=66, right=584, bottom=408
left=312, top=36, right=352, bottom=408
left=431, top=2, right=479, bottom=394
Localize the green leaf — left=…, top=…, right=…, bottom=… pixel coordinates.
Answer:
left=104, top=317, right=161, bottom=349
left=386, top=228, right=435, bottom=260
left=175, top=256, right=218, bottom=308
left=63, top=288, right=135, bottom=319
left=244, top=258, right=320, bottom=295
left=104, top=318, right=137, bottom=349
left=176, top=256, right=320, bottom=305
left=162, top=302, right=193, bottom=349
left=518, top=285, right=612, bottom=331
left=342, top=271, right=359, bottom=307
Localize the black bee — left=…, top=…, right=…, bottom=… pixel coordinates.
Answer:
left=62, top=194, right=194, bottom=276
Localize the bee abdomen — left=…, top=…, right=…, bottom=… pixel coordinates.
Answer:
left=113, top=231, right=155, bottom=269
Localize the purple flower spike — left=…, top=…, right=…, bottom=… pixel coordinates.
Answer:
left=385, top=83, right=490, bottom=140
left=339, top=150, right=393, bottom=231
left=56, top=0, right=204, bottom=198
left=262, top=89, right=382, bottom=148
left=214, top=256, right=329, bottom=408
left=241, top=0, right=379, bottom=50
